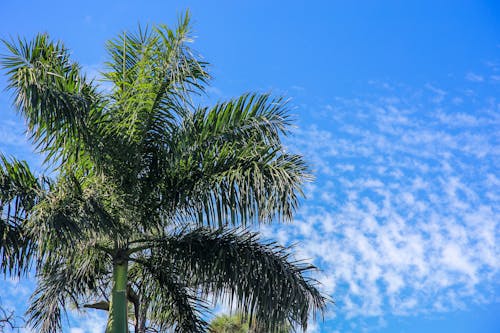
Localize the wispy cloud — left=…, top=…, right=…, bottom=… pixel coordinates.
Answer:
left=465, top=72, right=485, bottom=82
left=68, top=311, right=107, bottom=333
left=274, top=73, right=500, bottom=329
left=0, top=113, right=43, bottom=170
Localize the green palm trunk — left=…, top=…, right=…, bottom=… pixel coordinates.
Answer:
left=106, top=259, right=129, bottom=333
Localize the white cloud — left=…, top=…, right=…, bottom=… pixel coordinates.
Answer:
left=465, top=72, right=484, bottom=82
left=278, top=75, right=500, bottom=328
left=70, top=329, right=85, bottom=333
left=69, top=311, right=107, bottom=333
left=425, top=84, right=447, bottom=103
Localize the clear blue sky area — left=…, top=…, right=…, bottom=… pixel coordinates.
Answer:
left=1, top=1, right=499, bottom=332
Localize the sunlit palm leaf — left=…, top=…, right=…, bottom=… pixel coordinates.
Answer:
left=150, top=94, right=310, bottom=228
left=1, top=35, right=103, bottom=168
left=103, top=11, right=208, bottom=146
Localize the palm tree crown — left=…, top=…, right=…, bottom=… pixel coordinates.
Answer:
left=1, top=12, right=327, bottom=333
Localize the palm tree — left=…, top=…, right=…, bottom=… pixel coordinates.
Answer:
left=209, top=314, right=249, bottom=333
left=209, top=313, right=292, bottom=333
left=1, top=12, right=326, bottom=333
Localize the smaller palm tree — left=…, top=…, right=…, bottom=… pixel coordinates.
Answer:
left=209, top=313, right=292, bottom=333
left=209, top=314, right=249, bottom=333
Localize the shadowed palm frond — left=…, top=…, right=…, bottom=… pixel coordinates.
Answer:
left=145, top=227, right=326, bottom=332
left=27, top=173, right=123, bottom=262
left=27, top=246, right=111, bottom=333
left=129, top=261, right=208, bottom=332
left=0, top=155, right=44, bottom=275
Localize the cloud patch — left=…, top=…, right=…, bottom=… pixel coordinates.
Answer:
left=266, top=75, right=500, bottom=328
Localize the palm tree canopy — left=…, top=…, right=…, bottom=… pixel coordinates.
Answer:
left=1, top=11, right=327, bottom=333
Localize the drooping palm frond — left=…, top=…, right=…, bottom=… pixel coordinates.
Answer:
left=143, top=227, right=326, bottom=332
left=0, top=155, right=43, bottom=275
left=129, top=260, right=209, bottom=332
left=26, top=173, right=122, bottom=262
left=27, top=245, right=111, bottom=333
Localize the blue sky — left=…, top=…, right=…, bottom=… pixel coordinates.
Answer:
left=1, top=1, right=499, bottom=332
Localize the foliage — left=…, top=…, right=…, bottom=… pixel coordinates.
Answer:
left=0, top=11, right=327, bottom=333
left=209, top=314, right=249, bottom=333
left=209, top=313, right=292, bottom=333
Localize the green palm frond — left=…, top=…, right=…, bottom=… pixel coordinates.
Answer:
left=129, top=261, right=208, bottom=332
left=191, top=93, right=291, bottom=146
left=149, top=94, right=310, bottom=227
left=146, top=227, right=326, bottom=332
left=27, top=245, right=111, bottom=333
left=0, top=155, right=43, bottom=275
left=103, top=11, right=208, bottom=145
left=1, top=35, right=103, bottom=168
left=27, top=174, right=120, bottom=261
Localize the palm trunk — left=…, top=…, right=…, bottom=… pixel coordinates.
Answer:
left=106, top=259, right=129, bottom=333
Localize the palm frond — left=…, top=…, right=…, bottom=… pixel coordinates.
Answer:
left=191, top=93, right=292, bottom=146
left=0, top=155, right=43, bottom=275
left=103, top=11, right=209, bottom=146
left=192, top=150, right=309, bottom=227
left=1, top=35, right=103, bottom=168
left=129, top=259, right=208, bottom=332
left=27, top=245, right=111, bottom=333
left=27, top=174, right=121, bottom=261
left=147, top=228, right=327, bottom=332
left=147, top=93, right=310, bottom=228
